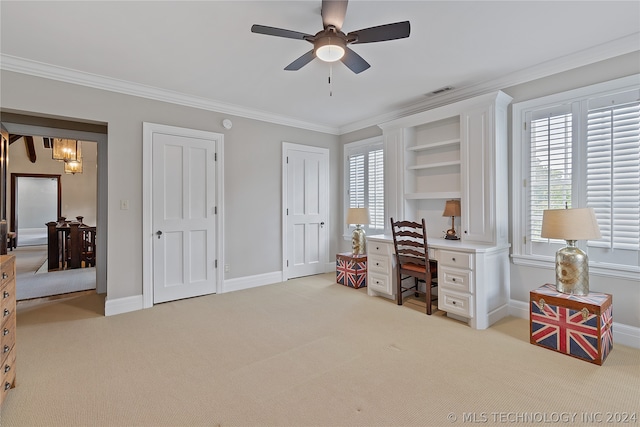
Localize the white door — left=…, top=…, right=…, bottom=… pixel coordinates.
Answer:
left=283, top=143, right=329, bottom=279
left=152, top=128, right=217, bottom=303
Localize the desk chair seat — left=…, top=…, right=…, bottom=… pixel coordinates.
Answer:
left=391, top=218, right=438, bottom=315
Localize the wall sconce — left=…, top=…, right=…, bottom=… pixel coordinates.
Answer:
left=346, top=207, right=370, bottom=255
left=541, top=207, right=601, bottom=295
left=442, top=199, right=461, bottom=240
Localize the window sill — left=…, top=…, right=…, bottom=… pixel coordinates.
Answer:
left=511, top=254, right=640, bottom=282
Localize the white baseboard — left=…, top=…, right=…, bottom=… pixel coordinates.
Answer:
left=222, top=271, right=283, bottom=293
left=105, top=294, right=144, bottom=316
left=509, top=299, right=640, bottom=350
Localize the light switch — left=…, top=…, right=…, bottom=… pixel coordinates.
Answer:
left=120, top=199, right=129, bottom=210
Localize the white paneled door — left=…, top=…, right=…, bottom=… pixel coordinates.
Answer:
left=151, top=127, right=218, bottom=304
left=283, top=143, right=329, bottom=280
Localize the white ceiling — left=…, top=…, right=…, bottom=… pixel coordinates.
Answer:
left=1, top=1, right=639, bottom=134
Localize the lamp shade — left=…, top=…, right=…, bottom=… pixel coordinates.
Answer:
left=541, top=208, right=601, bottom=241
left=442, top=200, right=461, bottom=217
left=346, top=207, right=370, bottom=225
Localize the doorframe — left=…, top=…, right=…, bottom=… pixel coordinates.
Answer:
left=142, top=122, right=224, bottom=309
left=1, top=122, right=107, bottom=295
left=11, top=173, right=62, bottom=243
left=281, top=142, right=330, bottom=281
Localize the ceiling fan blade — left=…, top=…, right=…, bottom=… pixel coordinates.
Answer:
left=321, top=0, right=348, bottom=30
left=285, top=50, right=316, bottom=71
left=340, top=47, right=370, bottom=74
left=348, top=21, right=410, bottom=44
left=251, top=24, right=312, bottom=40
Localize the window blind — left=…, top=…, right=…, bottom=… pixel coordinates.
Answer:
left=348, top=153, right=365, bottom=209
left=587, top=100, right=640, bottom=250
left=368, top=149, right=384, bottom=229
left=529, top=111, right=573, bottom=241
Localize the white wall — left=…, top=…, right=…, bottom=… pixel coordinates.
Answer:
left=0, top=70, right=340, bottom=302
left=2, top=52, right=638, bottom=330
left=8, top=136, right=98, bottom=227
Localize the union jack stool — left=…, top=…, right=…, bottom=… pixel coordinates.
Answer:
left=336, top=253, right=367, bottom=289
left=530, top=284, right=612, bottom=365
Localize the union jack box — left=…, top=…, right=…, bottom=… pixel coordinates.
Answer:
left=336, top=253, right=367, bottom=289
left=530, top=284, right=613, bottom=365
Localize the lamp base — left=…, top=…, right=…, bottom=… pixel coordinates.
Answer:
left=351, top=226, right=366, bottom=255
left=444, top=229, right=459, bottom=240
left=555, top=241, right=590, bottom=295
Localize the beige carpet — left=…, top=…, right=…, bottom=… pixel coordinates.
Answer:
left=3, top=273, right=639, bottom=426
left=12, top=245, right=47, bottom=275
left=12, top=245, right=96, bottom=300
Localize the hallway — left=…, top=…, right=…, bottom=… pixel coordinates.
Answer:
left=12, top=244, right=96, bottom=300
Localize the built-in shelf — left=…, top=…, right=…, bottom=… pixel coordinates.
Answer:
left=404, top=191, right=461, bottom=200
left=407, top=160, right=461, bottom=171
left=407, top=138, right=461, bottom=152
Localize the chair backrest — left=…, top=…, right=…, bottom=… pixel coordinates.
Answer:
left=390, top=218, right=430, bottom=268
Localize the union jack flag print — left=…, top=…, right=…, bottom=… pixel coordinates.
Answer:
left=530, top=284, right=612, bottom=365
left=336, top=254, right=367, bottom=288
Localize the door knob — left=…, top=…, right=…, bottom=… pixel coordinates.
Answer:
left=320, top=222, right=325, bottom=228
left=156, top=230, right=163, bottom=239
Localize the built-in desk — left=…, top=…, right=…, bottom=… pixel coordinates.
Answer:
left=366, top=234, right=510, bottom=330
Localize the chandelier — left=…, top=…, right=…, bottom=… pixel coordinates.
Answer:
left=52, top=138, right=83, bottom=174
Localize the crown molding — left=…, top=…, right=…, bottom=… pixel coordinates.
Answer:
left=338, top=33, right=640, bottom=134
left=3, top=32, right=638, bottom=137
left=0, top=54, right=340, bottom=135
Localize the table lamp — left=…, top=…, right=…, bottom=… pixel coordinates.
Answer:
left=442, top=200, right=461, bottom=240
left=346, top=207, right=370, bottom=255
left=541, top=207, right=601, bottom=295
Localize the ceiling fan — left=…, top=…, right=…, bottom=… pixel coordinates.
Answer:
left=251, top=0, right=410, bottom=74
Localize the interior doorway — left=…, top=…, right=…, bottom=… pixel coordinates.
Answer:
left=11, top=174, right=61, bottom=247
left=1, top=118, right=107, bottom=297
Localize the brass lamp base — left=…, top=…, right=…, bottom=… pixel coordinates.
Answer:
left=555, top=240, right=590, bottom=295
left=444, top=229, right=460, bottom=240
left=444, top=216, right=459, bottom=240
left=351, top=225, right=366, bottom=255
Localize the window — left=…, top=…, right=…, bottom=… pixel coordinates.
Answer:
left=513, top=75, right=640, bottom=279
left=344, top=137, right=384, bottom=236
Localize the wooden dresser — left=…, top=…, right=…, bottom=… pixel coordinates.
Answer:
left=0, top=254, right=16, bottom=406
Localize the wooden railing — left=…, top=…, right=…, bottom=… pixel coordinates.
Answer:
left=46, top=217, right=96, bottom=271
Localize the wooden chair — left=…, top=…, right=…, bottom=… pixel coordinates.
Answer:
left=390, top=218, right=438, bottom=315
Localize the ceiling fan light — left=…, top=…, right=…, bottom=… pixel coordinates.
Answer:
left=315, top=37, right=345, bottom=62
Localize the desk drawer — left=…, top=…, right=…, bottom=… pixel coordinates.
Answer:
left=440, top=267, right=473, bottom=293
left=368, top=272, right=391, bottom=295
left=439, top=289, right=473, bottom=318
left=438, top=250, right=472, bottom=269
left=368, top=254, right=390, bottom=274
left=368, top=241, right=393, bottom=256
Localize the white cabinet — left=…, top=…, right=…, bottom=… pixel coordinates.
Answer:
left=460, top=93, right=511, bottom=245
left=366, top=236, right=396, bottom=298
left=437, top=250, right=475, bottom=319
left=379, top=91, right=512, bottom=245
left=366, top=235, right=510, bottom=329
left=372, top=91, right=512, bottom=328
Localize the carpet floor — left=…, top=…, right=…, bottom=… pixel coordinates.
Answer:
left=12, top=245, right=96, bottom=300
left=3, top=273, right=639, bottom=426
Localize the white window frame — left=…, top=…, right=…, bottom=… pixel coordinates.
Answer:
left=512, top=74, right=640, bottom=281
left=343, top=136, right=384, bottom=239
